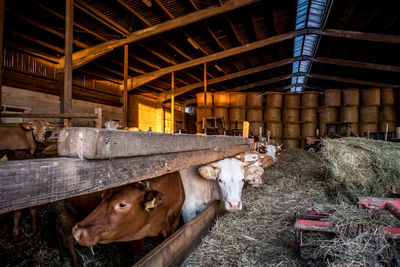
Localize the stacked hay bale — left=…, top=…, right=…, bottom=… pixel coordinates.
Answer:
left=282, top=92, right=301, bottom=148
left=379, top=88, right=397, bottom=132
left=195, top=92, right=213, bottom=133
left=340, top=89, right=360, bottom=136
left=213, top=92, right=230, bottom=129
left=300, top=92, right=319, bottom=148
left=229, top=92, right=247, bottom=130
left=246, top=93, right=264, bottom=136
left=264, top=92, right=283, bottom=144
left=360, top=88, right=380, bottom=136
left=319, top=89, right=340, bottom=136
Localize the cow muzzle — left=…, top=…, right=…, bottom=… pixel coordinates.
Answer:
left=72, top=225, right=98, bottom=247
left=225, top=200, right=242, bottom=211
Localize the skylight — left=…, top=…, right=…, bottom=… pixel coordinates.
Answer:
left=291, top=0, right=329, bottom=92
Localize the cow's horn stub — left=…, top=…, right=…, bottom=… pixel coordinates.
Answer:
left=242, top=161, right=256, bottom=167
left=207, top=162, right=219, bottom=168
left=134, top=181, right=149, bottom=189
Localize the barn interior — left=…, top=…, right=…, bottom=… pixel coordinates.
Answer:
left=0, top=0, right=400, bottom=266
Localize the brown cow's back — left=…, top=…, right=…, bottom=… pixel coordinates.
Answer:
left=0, top=124, right=35, bottom=152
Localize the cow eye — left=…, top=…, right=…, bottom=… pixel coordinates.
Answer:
left=118, top=203, right=127, bottom=208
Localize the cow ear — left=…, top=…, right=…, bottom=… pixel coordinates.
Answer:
left=143, top=190, right=165, bottom=212
left=45, top=122, right=58, bottom=130
left=198, top=165, right=218, bottom=180
left=21, top=122, right=33, bottom=130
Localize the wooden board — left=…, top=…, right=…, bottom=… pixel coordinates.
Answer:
left=58, top=128, right=250, bottom=159
left=0, top=144, right=249, bottom=214
left=134, top=201, right=224, bottom=267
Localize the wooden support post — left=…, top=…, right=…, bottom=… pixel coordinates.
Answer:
left=203, top=63, right=207, bottom=134
left=123, top=44, right=128, bottom=127
left=155, top=100, right=165, bottom=132
left=171, top=72, right=175, bottom=133
left=95, top=108, right=102, bottom=128
left=0, top=0, right=4, bottom=119
left=61, top=0, right=74, bottom=127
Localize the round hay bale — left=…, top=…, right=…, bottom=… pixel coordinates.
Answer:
left=196, top=107, right=213, bottom=121
left=379, top=105, right=397, bottom=122
left=283, top=108, right=300, bottom=123
left=340, top=106, right=359, bottom=123
left=229, top=121, right=243, bottom=130
left=229, top=108, right=246, bottom=121
left=282, top=138, right=299, bottom=149
left=322, top=89, right=341, bottom=107
left=359, top=123, right=378, bottom=136
left=246, top=108, right=263, bottom=121
left=283, top=123, right=301, bottom=138
left=265, top=92, right=282, bottom=108
left=380, top=88, right=395, bottom=105
left=302, top=122, right=317, bottom=137
left=264, top=108, right=281, bottom=122
left=283, top=92, right=300, bottom=109
left=229, top=92, right=247, bottom=107
left=249, top=121, right=264, bottom=136
left=265, top=122, right=282, bottom=137
left=379, top=121, right=397, bottom=132
left=319, top=107, right=338, bottom=123
left=213, top=107, right=229, bottom=123
left=342, top=88, right=360, bottom=106
left=213, top=92, right=230, bottom=107
left=196, top=92, right=213, bottom=107
left=360, top=106, right=379, bottom=123
left=301, top=108, right=318, bottom=122
left=361, top=88, right=380, bottom=106
left=247, top=93, right=263, bottom=108
left=301, top=91, right=319, bottom=108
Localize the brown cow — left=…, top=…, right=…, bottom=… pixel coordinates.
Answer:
left=55, top=172, right=185, bottom=267
left=0, top=120, right=57, bottom=236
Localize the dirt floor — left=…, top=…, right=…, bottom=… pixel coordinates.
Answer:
left=184, top=148, right=400, bottom=266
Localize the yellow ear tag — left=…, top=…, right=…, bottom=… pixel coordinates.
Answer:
left=26, top=126, right=31, bottom=130
left=145, top=197, right=156, bottom=211
left=207, top=171, right=213, bottom=177
left=1, top=155, right=8, bottom=162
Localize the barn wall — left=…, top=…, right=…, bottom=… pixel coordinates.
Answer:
left=1, top=86, right=123, bottom=126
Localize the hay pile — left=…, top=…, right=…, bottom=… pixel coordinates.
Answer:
left=322, top=137, right=400, bottom=202
left=184, top=148, right=400, bottom=266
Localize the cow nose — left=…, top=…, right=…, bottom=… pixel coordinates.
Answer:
left=227, top=200, right=241, bottom=210
left=72, top=225, right=82, bottom=241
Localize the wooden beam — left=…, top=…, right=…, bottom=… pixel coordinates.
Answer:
left=323, top=28, right=400, bottom=44
left=116, top=0, right=151, bottom=27
left=0, top=113, right=97, bottom=118
left=74, top=0, right=128, bottom=36
left=159, top=57, right=301, bottom=101
left=227, top=73, right=307, bottom=92
left=171, top=72, right=175, bottom=133
left=134, top=201, right=224, bottom=267
left=309, top=73, right=400, bottom=88
left=123, top=44, right=128, bottom=127
left=7, top=30, right=64, bottom=54
left=32, top=0, right=108, bottom=42
left=59, top=0, right=260, bottom=71
left=5, top=41, right=60, bottom=63
left=7, top=9, right=89, bottom=49
left=0, top=0, right=4, bottom=115
left=314, top=57, right=400, bottom=73
left=129, top=29, right=309, bottom=90
left=61, top=0, right=74, bottom=127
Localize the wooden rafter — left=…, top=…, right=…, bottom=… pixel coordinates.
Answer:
left=314, top=57, right=400, bottom=73
left=74, top=0, right=128, bottom=36
left=159, top=57, right=300, bottom=101
left=309, top=73, right=400, bottom=88
left=129, top=29, right=310, bottom=90
left=59, top=0, right=260, bottom=71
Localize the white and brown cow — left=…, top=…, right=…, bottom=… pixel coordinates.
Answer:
left=179, top=158, right=253, bottom=223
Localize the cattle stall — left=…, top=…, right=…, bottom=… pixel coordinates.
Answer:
left=1, top=0, right=400, bottom=265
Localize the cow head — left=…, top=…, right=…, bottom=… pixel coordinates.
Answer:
left=72, top=184, right=167, bottom=246
left=198, top=158, right=253, bottom=211
left=234, top=152, right=266, bottom=187
left=21, top=120, right=58, bottom=143
left=244, top=166, right=264, bottom=187
left=265, top=144, right=279, bottom=162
